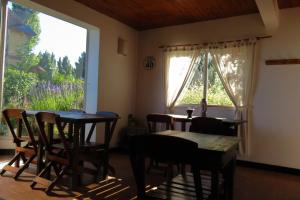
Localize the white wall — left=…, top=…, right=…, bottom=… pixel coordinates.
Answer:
left=31, top=0, right=139, bottom=146
left=136, top=7, right=300, bottom=169
left=249, top=7, right=300, bottom=168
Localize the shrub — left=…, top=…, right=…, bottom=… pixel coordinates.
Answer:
left=3, top=68, right=38, bottom=108
left=177, top=80, right=233, bottom=106
left=29, top=81, right=84, bottom=111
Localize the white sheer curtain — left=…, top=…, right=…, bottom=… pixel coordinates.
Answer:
left=210, top=39, right=258, bottom=155
left=163, top=47, right=202, bottom=112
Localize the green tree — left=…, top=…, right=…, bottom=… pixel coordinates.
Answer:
left=58, top=56, right=73, bottom=75
left=37, top=51, right=57, bottom=80
left=19, top=53, right=40, bottom=72
left=75, top=52, right=86, bottom=79
left=57, top=57, right=63, bottom=74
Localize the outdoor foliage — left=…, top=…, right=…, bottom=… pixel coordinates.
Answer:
left=3, top=4, right=86, bottom=111
left=4, top=51, right=86, bottom=111
left=0, top=4, right=86, bottom=136
left=3, top=67, right=38, bottom=108
left=177, top=56, right=233, bottom=107
left=29, top=81, right=84, bottom=111
left=75, top=52, right=86, bottom=79
left=178, top=80, right=232, bottom=106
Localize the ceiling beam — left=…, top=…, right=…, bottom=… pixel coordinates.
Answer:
left=255, top=0, right=279, bottom=33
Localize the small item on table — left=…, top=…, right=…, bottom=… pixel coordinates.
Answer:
left=200, top=98, right=207, bottom=117
left=186, top=108, right=194, bottom=118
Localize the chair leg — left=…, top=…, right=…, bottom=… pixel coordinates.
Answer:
left=181, top=164, right=186, bottom=175
left=14, top=155, right=36, bottom=180
left=166, top=163, right=174, bottom=181
left=0, top=153, right=21, bottom=176
left=31, top=161, right=52, bottom=188
left=45, top=166, right=68, bottom=195
left=146, top=158, right=154, bottom=174
left=108, top=164, right=116, bottom=176
left=15, top=144, right=21, bottom=168
left=191, top=166, right=203, bottom=200
left=95, top=161, right=104, bottom=182
left=52, top=163, right=60, bottom=176
left=20, top=153, right=27, bottom=164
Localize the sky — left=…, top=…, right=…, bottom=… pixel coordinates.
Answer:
left=32, top=13, right=87, bottom=67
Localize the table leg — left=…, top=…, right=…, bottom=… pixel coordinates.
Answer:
left=212, top=169, right=220, bottom=200
left=102, top=121, right=111, bottom=179
left=70, top=123, right=81, bottom=189
left=80, top=124, right=85, bottom=145
left=223, top=158, right=236, bottom=200
left=181, top=122, right=186, bottom=131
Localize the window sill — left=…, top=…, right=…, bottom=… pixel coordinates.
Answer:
left=175, top=104, right=234, bottom=109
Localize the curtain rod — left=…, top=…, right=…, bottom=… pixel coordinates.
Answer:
left=158, top=35, right=272, bottom=49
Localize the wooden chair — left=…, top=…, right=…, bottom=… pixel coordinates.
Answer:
left=129, top=134, right=206, bottom=200
left=31, top=112, right=74, bottom=194
left=83, top=111, right=119, bottom=178
left=146, top=113, right=175, bottom=174
left=63, top=110, right=119, bottom=179
left=32, top=112, right=103, bottom=194
left=147, top=113, right=174, bottom=133
left=0, top=109, right=38, bottom=179
left=190, top=116, right=232, bottom=198
left=31, top=111, right=118, bottom=194
left=61, top=109, right=86, bottom=141
left=190, top=116, right=235, bottom=136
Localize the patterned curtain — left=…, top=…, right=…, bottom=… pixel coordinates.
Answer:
left=163, top=46, right=203, bottom=112
left=210, top=39, right=259, bottom=155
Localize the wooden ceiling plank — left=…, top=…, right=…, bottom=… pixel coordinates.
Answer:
left=70, top=0, right=300, bottom=30
left=255, top=0, right=279, bottom=34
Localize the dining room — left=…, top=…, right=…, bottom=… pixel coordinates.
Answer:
left=1, top=0, right=300, bottom=199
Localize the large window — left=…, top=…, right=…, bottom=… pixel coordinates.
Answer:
left=176, top=52, right=233, bottom=107
left=0, top=0, right=94, bottom=138
left=4, top=1, right=87, bottom=111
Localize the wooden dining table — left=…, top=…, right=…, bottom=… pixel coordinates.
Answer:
left=168, top=114, right=247, bottom=135
left=156, top=130, right=239, bottom=200
left=27, top=110, right=119, bottom=189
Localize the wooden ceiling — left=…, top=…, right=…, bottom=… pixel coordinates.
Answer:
left=74, top=0, right=300, bottom=30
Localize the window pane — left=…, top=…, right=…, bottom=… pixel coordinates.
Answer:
left=207, top=54, right=233, bottom=106
left=0, top=2, right=87, bottom=136
left=177, top=53, right=205, bottom=105
left=168, top=56, right=192, bottom=102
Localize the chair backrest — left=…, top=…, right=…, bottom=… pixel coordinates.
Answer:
left=2, top=108, right=37, bottom=149
left=190, top=117, right=234, bottom=136
left=129, top=134, right=199, bottom=199
left=64, top=109, right=86, bottom=135
left=86, top=111, right=119, bottom=143
left=35, top=112, right=70, bottom=152
left=146, top=113, right=174, bottom=133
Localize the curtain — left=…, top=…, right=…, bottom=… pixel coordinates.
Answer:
left=210, top=39, right=258, bottom=155
left=163, top=47, right=202, bottom=112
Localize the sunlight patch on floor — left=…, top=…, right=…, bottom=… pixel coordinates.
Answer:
left=0, top=161, right=9, bottom=169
